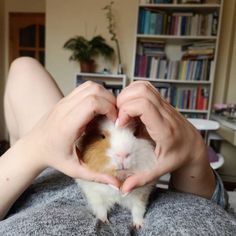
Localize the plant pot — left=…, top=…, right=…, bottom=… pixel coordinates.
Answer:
left=80, top=60, right=95, bottom=73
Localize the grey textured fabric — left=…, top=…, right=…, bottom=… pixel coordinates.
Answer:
left=211, top=170, right=229, bottom=209
left=0, top=168, right=236, bottom=236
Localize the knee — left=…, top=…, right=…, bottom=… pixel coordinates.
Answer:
left=9, top=57, right=40, bottom=73
left=6, top=57, right=42, bottom=88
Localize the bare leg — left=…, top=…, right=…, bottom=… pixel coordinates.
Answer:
left=4, top=57, right=64, bottom=146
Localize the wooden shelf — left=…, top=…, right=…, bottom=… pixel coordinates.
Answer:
left=139, top=3, right=221, bottom=9
left=177, top=109, right=209, bottom=113
left=137, top=34, right=217, bottom=42
left=75, top=73, right=128, bottom=95
left=134, top=77, right=212, bottom=84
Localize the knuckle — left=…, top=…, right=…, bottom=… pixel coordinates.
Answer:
left=164, top=122, right=177, bottom=141
left=93, top=84, right=104, bottom=94
left=140, top=98, right=153, bottom=110
left=86, top=95, right=99, bottom=110
left=86, top=81, right=104, bottom=93
left=83, top=80, right=94, bottom=87
left=137, top=82, right=151, bottom=94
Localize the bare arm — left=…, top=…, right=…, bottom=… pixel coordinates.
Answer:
left=0, top=138, right=45, bottom=220
left=117, top=81, right=215, bottom=198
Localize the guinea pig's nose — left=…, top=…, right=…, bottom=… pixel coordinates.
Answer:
left=116, top=152, right=130, bottom=163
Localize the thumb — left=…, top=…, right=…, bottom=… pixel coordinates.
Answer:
left=77, top=162, right=121, bottom=187
left=120, top=171, right=156, bottom=193
left=120, top=161, right=172, bottom=193
left=74, top=145, right=121, bottom=187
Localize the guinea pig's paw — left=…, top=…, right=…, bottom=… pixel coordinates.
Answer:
left=98, top=217, right=110, bottom=224
left=133, top=219, right=143, bottom=229
left=95, top=207, right=109, bottom=223
left=131, top=204, right=145, bottom=229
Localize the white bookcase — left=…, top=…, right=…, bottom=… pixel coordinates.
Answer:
left=76, top=73, right=127, bottom=96
left=132, top=0, right=224, bottom=119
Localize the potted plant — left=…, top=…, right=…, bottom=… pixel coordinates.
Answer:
left=63, top=35, right=115, bottom=73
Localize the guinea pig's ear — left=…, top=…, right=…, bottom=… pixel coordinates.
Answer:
left=133, top=118, right=153, bottom=141
left=85, top=115, right=105, bottom=134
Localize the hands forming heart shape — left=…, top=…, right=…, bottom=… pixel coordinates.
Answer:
left=25, top=80, right=215, bottom=197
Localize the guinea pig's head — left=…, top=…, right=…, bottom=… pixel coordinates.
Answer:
left=78, top=116, right=155, bottom=178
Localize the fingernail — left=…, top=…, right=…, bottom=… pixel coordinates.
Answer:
left=115, top=118, right=119, bottom=127
left=108, top=184, right=119, bottom=191
left=122, top=192, right=130, bottom=197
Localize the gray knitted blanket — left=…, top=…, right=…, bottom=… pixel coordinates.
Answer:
left=0, top=169, right=236, bottom=236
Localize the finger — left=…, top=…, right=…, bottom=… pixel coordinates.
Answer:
left=75, top=95, right=117, bottom=123
left=58, top=158, right=121, bottom=187
left=120, top=171, right=156, bottom=193
left=64, top=95, right=117, bottom=139
left=117, top=81, right=183, bottom=129
left=117, top=81, right=163, bottom=111
left=117, top=98, right=168, bottom=142
left=79, top=164, right=121, bottom=187
left=120, top=153, right=183, bottom=193
left=67, top=81, right=116, bottom=105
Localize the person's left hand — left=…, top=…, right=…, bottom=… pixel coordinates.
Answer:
left=21, top=81, right=120, bottom=187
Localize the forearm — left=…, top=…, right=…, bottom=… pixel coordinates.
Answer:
left=171, top=143, right=215, bottom=199
left=0, top=138, right=45, bottom=220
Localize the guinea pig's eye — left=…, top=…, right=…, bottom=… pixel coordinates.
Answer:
left=133, top=129, right=140, bottom=137
left=101, top=134, right=106, bottom=139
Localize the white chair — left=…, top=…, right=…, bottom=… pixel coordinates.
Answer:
left=187, top=118, right=224, bottom=170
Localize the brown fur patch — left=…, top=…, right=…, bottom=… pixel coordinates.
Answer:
left=80, top=131, right=116, bottom=176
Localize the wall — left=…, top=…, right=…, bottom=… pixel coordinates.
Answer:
left=213, top=0, right=236, bottom=104
left=226, top=18, right=236, bottom=103
left=216, top=2, right=236, bottom=182
left=0, top=0, right=5, bottom=140
left=46, top=0, right=138, bottom=95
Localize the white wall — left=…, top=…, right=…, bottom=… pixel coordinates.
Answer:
left=46, top=0, right=138, bottom=95
left=226, top=16, right=236, bottom=103
left=213, top=0, right=236, bottom=104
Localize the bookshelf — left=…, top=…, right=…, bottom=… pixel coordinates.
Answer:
left=132, top=0, right=224, bottom=119
left=76, top=73, right=127, bottom=96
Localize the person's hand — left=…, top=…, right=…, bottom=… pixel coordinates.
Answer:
left=117, top=81, right=215, bottom=198
left=21, top=81, right=120, bottom=187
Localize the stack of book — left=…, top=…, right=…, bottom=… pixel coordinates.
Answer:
left=134, top=41, right=166, bottom=77
left=136, top=58, right=213, bottom=81
left=182, top=41, right=215, bottom=58
left=138, top=9, right=218, bottom=36
left=156, top=85, right=209, bottom=110
left=135, top=40, right=214, bottom=80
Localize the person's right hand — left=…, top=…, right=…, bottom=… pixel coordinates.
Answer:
left=21, top=81, right=120, bottom=187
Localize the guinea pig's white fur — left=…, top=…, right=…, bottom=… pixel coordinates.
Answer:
left=75, top=117, right=157, bottom=227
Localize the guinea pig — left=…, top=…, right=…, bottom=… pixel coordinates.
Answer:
left=75, top=115, right=158, bottom=228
